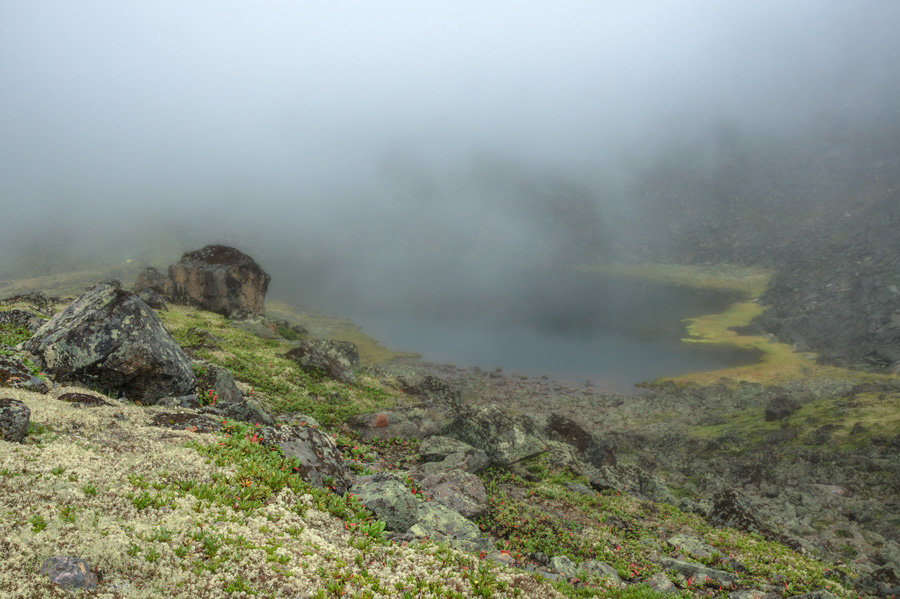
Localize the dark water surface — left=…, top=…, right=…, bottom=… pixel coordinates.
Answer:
left=282, top=267, right=758, bottom=390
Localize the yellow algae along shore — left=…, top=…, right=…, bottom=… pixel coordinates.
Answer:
left=576, top=262, right=888, bottom=386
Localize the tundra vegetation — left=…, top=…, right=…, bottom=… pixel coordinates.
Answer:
left=3, top=265, right=894, bottom=598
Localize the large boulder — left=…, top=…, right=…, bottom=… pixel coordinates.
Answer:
left=0, top=398, right=31, bottom=442
left=20, top=282, right=196, bottom=404
left=442, top=405, right=545, bottom=467
left=167, top=245, right=270, bottom=318
left=285, top=338, right=359, bottom=383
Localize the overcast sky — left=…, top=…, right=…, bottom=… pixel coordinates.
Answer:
left=2, top=1, right=899, bottom=284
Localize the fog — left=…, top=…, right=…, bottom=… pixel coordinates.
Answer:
left=2, top=1, right=900, bottom=309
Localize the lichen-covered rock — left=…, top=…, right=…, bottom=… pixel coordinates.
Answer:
left=416, top=435, right=489, bottom=473
left=350, top=472, right=421, bottom=532
left=658, top=557, right=736, bottom=588
left=258, top=423, right=351, bottom=493
left=21, top=282, right=196, bottom=404
left=0, top=309, right=46, bottom=333
left=0, top=355, right=49, bottom=393
left=667, top=534, right=718, bottom=560
left=409, top=501, right=491, bottom=552
left=0, top=398, right=30, bottom=442
left=285, top=338, right=359, bottom=383
left=167, top=245, right=270, bottom=318
left=580, top=560, right=622, bottom=583
left=550, top=555, right=579, bottom=579
left=40, top=555, right=99, bottom=591
left=409, top=468, right=488, bottom=518
left=588, top=464, right=677, bottom=504
left=443, top=405, right=545, bottom=467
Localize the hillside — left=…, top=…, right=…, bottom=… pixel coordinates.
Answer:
left=2, top=272, right=897, bottom=598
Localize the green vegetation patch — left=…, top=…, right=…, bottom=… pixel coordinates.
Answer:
left=576, top=263, right=772, bottom=297
left=159, top=305, right=401, bottom=427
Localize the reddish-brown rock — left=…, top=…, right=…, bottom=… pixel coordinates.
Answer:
left=167, top=245, right=270, bottom=318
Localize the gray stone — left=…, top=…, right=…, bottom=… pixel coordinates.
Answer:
left=21, top=282, right=195, bottom=404
left=409, top=501, right=491, bottom=552
left=550, top=555, right=579, bottom=579
left=667, top=534, right=718, bottom=559
left=579, top=560, right=621, bottom=583
left=765, top=395, right=801, bottom=421
left=410, top=468, right=488, bottom=518
left=40, top=555, right=99, bottom=591
left=645, top=571, right=677, bottom=594
left=0, top=398, right=30, bottom=442
left=659, top=557, right=736, bottom=588
left=259, top=423, right=351, bottom=494
left=589, top=464, right=677, bottom=504
left=443, top=405, right=545, bottom=467
left=0, top=309, right=46, bottom=333
left=285, top=338, right=359, bottom=383
left=350, top=473, right=421, bottom=532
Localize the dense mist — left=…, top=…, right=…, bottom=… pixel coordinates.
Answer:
left=2, top=1, right=900, bottom=306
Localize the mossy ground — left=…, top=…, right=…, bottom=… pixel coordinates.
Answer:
left=158, top=305, right=402, bottom=428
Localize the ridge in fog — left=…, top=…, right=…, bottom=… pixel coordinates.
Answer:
left=1, top=1, right=899, bottom=297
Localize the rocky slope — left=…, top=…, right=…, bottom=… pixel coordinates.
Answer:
left=3, top=276, right=893, bottom=597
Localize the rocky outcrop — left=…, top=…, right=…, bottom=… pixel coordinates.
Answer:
left=257, top=423, right=352, bottom=494
left=349, top=472, right=490, bottom=552
left=442, top=405, right=545, bottom=467
left=0, top=355, right=49, bottom=393
left=166, top=245, right=270, bottom=318
left=409, top=468, right=488, bottom=518
left=0, top=309, right=46, bottom=333
left=21, top=282, right=196, bottom=404
left=0, top=398, right=30, bottom=442
left=285, top=339, right=359, bottom=383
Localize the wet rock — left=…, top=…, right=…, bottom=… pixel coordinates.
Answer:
left=0, top=398, right=30, bottom=442
left=166, top=245, right=271, bottom=318
left=0, top=355, right=49, bottom=393
left=258, top=424, right=351, bottom=494
left=21, top=282, right=195, bottom=404
left=285, top=338, right=359, bottom=383
left=40, top=555, right=99, bottom=591
left=442, top=404, right=545, bottom=467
